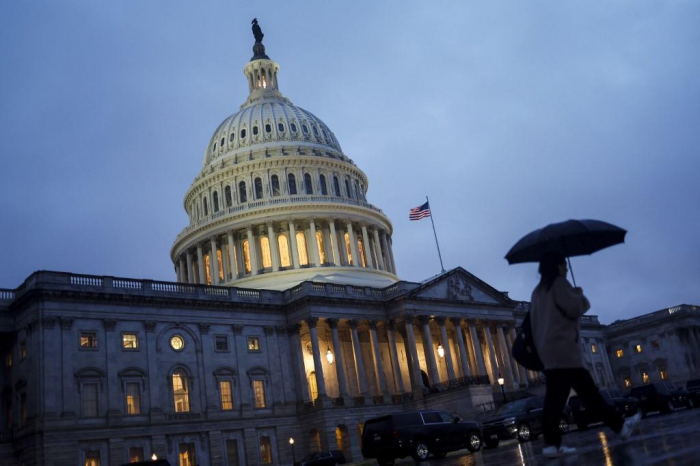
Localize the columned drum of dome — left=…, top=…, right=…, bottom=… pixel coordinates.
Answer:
left=171, top=31, right=398, bottom=290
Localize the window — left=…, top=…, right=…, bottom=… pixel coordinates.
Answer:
left=660, top=369, right=668, bottom=380
left=229, top=132, right=235, bottom=142
left=635, top=344, right=643, bottom=354
left=239, top=181, right=247, bottom=203
left=304, top=173, right=313, bottom=194
left=288, top=173, right=297, bottom=195
left=254, top=177, right=263, bottom=199
left=302, top=124, right=309, bottom=134
left=20, top=341, right=27, bottom=359
left=82, top=383, right=98, bottom=417
left=226, top=439, right=240, bottom=466
left=333, top=176, right=341, bottom=197
left=260, top=237, right=272, bottom=269
left=296, top=231, right=309, bottom=266
left=642, top=372, right=650, bottom=383
left=220, top=380, right=233, bottom=410
left=128, top=447, right=144, bottom=463
left=344, top=233, right=353, bottom=265
left=616, top=349, right=624, bottom=358
left=220, top=137, right=225, bottom=147
left=217, top=249, right=224, bottom=281
left=213, top=192, right=220, bottom=212
left=172, top=370, right=190, bottom=413
left=591, top=344, right=597, bottom=354
left=259, top=436, right=273, bottom=464
left=265, top=123, right=271, bottom=133
left=205, top=254, right=212, bottom=285
left=316, top=231, right=326, bottom=264
left=278, top=234, right=291, bottom=267
left=308, top=372, right=318, bottom=401
left=253, top=380, right=266, bottom=408
left=203, top=197, right=208, bottom=216
left=312, top=125, right=319, bottom=137
left=248, top=337, right=260, bottom=351
left=652, top=340, right=660, bottom=349
left=319, top=174, right=328, bottom=195
left=20, top=392, right=27, bottom=427
left=126, top=382, right=141, bottom=415
left=5, top=353, right=11, bottom=368
left=277, top=122, right=284, bottom=132
left=85, top=451, right=101, bottom=466
left=354, top=181, right=361, bottom=199
left=225, top=186, right=232, bottom=207
left=215, top=335, right=229, bottom=351
left=80, top=332, right=97, bottom=349
left=212, top=143, right=217, bottom=153
left=252, top=126, right=259, bottom=135
left=271, top=175, right=280, bottom=196
left=178, top=443, right=196, bottom=466
left=357, top=238, right=367, bottom=267
left=290, top=122, right=298, bottom=132
left=242, top=240, right=251, bottom=273
left=170, top=335, right=185, bottom=351
left=121, top=333, right=138, bottom=350
left=344, top=179, right=352, bottom=198
left=240, top=128, right=246, bottom=139
left=624, top=376, right=632, bottom=388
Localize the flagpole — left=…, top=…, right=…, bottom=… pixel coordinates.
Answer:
left=426, top=196, right=445, bottom=273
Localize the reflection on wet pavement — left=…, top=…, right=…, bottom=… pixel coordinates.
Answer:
left=378, top=407, right=700, bottom=465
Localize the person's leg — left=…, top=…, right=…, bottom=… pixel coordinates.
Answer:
left=569, top=368, right=624, bottom=433
left=543, top=369, right=572, bottom=447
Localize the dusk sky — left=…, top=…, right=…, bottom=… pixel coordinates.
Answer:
left=1, top=2, right=698, bottom=324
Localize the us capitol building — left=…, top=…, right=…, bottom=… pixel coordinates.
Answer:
left=1, top=25, right=698, bottom=466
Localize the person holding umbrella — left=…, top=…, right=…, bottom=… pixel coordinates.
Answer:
left=506, top=220, right=642, bottom=458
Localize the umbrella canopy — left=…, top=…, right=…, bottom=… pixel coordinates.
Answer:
left=505, top=219, right=626, bottom=265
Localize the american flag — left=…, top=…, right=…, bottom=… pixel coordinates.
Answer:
left=409, top=201, right=431, bottom=221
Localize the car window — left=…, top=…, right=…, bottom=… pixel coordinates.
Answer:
left=422, top=412, right=442, bottom=424
left=496, top=400, right=528, bottom=415
left=438, top=412, right=455, bottom=423
left=394, top=413, right=423, bottom=426
left=319, top=452, right=331, bottom=458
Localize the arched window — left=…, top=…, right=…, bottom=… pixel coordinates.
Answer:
left=308, top=372, right=318, bottom=401
left=304, top=173, right=313, bottom=195
left=213, top=192, right=219, bottom=212
left=333, top=176, right=341, bottom=197
left=320, top=174, right=328, bottom=195
left=240, top=128, right=247, bottom=139
left=239, top=181, right=247, bottom=203
left=312, top=126, right=319, bottom=137
left=265, top=123, right=272, bottom=133
left=172, top=369, right=190, bottom=413
left=203, top=197, right=209, bottom=216
left=229, top=132, right=235, bottom=142
left=359, top=183, right=366, bottom=201
left=224, top=186, right=232, bottom=207
left=220, top=137, right=225, bottom=148
left=296, top=232, right=309, bottom=266
left=195, top=204, right=199, bottom=220
left=344, top=233, right=353, bottom=265
left=290, top=122, right=298, bottom=133
left=353, top=181, right=361, bottom=200
left=357, top=238, right=367, bottom=267
left=212, top=143, right=217, bottom=153
left=278, top=234, right=291, bottom=268
left=252, top=126, right=259, bottom=136
left=254, top=177, right=263, bottom=199
left=344, top=179, right=353, bottom=198
left=271, top=175, right=281, bottom=197
left=316, top=231, right=326, bottom=265
left=260, top=237, right=272, bottom=269
left=288, top=174, right=297, bottom=195
left=242, top=240, right=251, bottom=274
left=277, top=122, right=285, bottom=132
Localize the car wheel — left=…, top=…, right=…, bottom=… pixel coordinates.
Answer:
left=466, top=432, right=482, bottom=452
left=485, top=438, right=499, bottom=449
left=517, top=424, right=531, bottom=443
left=411, top=439, right=431, bottom=462
left=559, top=418, right=570, bottom=434
left=377, top=456, right=395, bottom=466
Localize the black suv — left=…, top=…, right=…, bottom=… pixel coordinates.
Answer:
left=629, top=382, right=692, bottom=416
left=482, top=396, right=570, bottom=448
left=686, top=378, right=700, bottom=406
left=361, top=410, right=482, bottom=465
left=294, top=450, right=346, bottom=466
left=568, top=388, right=640, bottom=430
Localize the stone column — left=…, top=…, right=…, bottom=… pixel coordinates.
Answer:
left=367, top=320, right=388, bottom=396
left=306, top=318, right=327, bottom=401
left=468, top=322, right=487, bottom=376
left=288, top=324, right=310, bottom=401
left=386, top=236, right=397, bottom=275
left=227, top=232, right=237, bottom=279
left=386, top=320, right=405, bottom=393
left=177, top=257, right=185, bottom=282
left=329, top=219, right=341, bottom=266
left=451, top=318, right=472, bottom=377
left=267, top=222, right=280, bottom=272
left=483, top=324, right=501, bottom=384
left=372, top=229, right=386, bottom=271
left=418, top=315, right=440, bottom=385
left=346, top=221, right=360, bottom=267
left=497, top=325, right=517, bottom=389
left=196, top=243, right=206, bottom=284
left=327, top=319, right=349, bottom=397
left=186, top=251, right=194, bottom=284
left=309, top=218, right=320, bottom=266
left=380, top=231, right=392, bottom=274
left=504, top=329, right=523, bottom=386
left=246, top=226, right=259, bottom=275
left=361, top=225, right=374, bottom=268
left=348, top=319, right=369, bottom=396
left=289, top=220, right=300, bottom=269
left=210, top=237, right=220, bottom=285
left=435, top=317, right=456, bottom=381
left=403, top=318, right=423, bottom=393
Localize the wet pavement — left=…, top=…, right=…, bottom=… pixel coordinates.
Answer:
left=358, top=406, right=700, bottom=465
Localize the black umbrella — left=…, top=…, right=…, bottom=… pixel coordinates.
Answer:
left=505, top=219, right=627, bottom=286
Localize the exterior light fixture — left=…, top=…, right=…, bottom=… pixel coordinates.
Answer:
left=497, top=373, right=507, bottom=403
left=437, top=344, right=445, bottom=358
left=289, top=437, right=296, bottom=464
left=326, top=348, right=334, bottom=365
left=151, top=453, right=158, bottom=461
left=289, top=437, right=294, bottom=445
left=497, top=376, right=505, bottom=386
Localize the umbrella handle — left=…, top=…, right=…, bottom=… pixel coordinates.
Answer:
left=567, top=256, right=577, bottom=287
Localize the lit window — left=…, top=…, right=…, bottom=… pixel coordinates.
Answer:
left=344, top=233, right=353, bottom=265
left=215, top=335, right=228, bottom=351
left=217, top=249, right=224, bottom=281
left=82, top=383, right=98, bottom=417
left=357, top=238, right=367, bottom=267
left=122, top=333, right=138, bottom=350
left=296, top=231, right=309, bottom=266
left=126, top=382, right=141, bottom=415
left=260, top=237, right=272, bottom=269
left=248, top=337, right=260, bottom=351
left=128, top=447, right=144, bottom=463
left=624, top=376, right=632, bottom=388
left=253, top=380, right=266, bottom=408
left=80, top=332, right=97, bottom=349
left=642, top=372, right=650, bottom=383
left=205, top=254, right=212, bottom=285
left=220, top=381, right=233, bottom=410
left=20, top=341, right=27, bottom=359
left=660, top=370, right=668, bottom=380
left=5, top=353, right=11, bottom=367
left=278, top=234, right=291, bottom=268
left=170, top=335, right=185, bottom=351
left=242, top=240, right=251, bottom=273
left=616, top=349, right=624, bottom=358
left=178, top=443, right=196, bottom=466
left=85, top=451, right=101, bottom=466
left=172, top=370, right=190, bottom=413
left=591, top=344, right=597, bottom=354
left=288, top=173, right=297, bottom=195
left=635, top=344, right=643, bottom=354
left=259, top=436, right=273, bottom=464
left=652, top=340, right=660, bottom=349
left=308, top=372, right=318, bottom=401
left=316, top=231, right=326, bottom=264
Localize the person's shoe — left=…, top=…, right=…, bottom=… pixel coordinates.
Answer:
left=618, top=411, right=642, bottom=440
left=542, top=445, right=577, bottom=458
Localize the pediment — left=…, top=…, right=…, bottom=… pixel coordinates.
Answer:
left=407, top=267, right=510, bottom=305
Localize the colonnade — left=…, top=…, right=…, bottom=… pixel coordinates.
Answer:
left=174, top=218, right=396, bottom=285
left=289, top=315, right=538, bottom=403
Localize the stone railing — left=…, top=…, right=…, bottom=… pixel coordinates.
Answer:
left=0, top=289, right=15, bottom=301
left=605, top=304, right=698, bottom=335
left=391, top=392, right=414, bottom=404
left=422, top=375, right=491, bottom=397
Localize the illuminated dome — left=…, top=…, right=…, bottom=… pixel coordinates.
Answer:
left=171, top=30, right=398, bottom=290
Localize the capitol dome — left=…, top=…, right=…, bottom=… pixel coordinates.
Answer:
left=171, top=32, right=398, bottom=290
